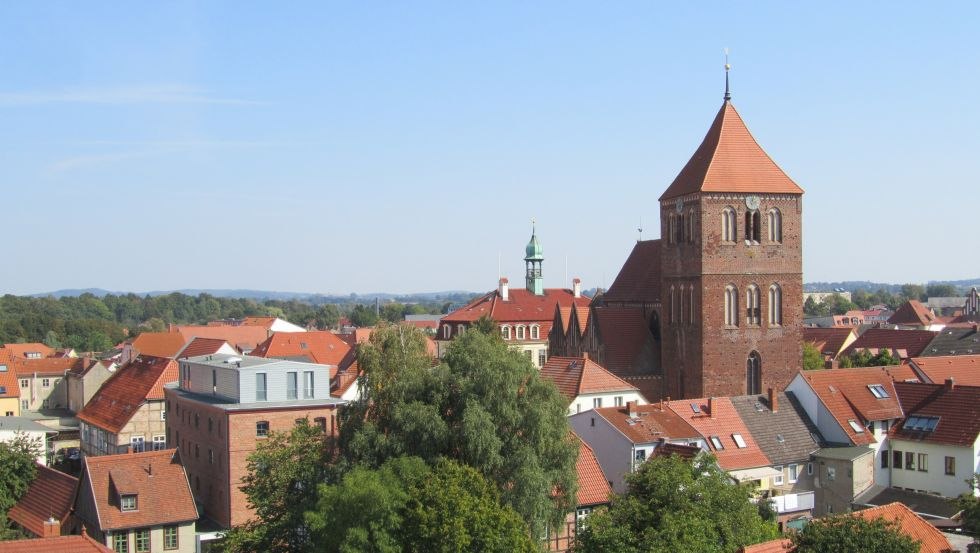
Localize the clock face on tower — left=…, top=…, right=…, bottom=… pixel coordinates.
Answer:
left=745, top=195, right=761, bottom=211
left=675, top=199, right=684, bottom=214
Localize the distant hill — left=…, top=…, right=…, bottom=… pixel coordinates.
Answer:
left=30, top=288, right=479, bottom=304
left=804, top=279, right=980, bottom=294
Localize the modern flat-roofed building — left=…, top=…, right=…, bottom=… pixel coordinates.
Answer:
left=164, top=354, right=344, bottom=529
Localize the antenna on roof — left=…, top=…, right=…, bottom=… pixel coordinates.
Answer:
left=724, top=47, right=732, bottom=101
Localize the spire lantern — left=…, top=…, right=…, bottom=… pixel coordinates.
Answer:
left=524, top=219, right=544, bottom=295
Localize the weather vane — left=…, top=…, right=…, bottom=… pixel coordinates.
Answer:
left=724, top=47, right=732, bottom=101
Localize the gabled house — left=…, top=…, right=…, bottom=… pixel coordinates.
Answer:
left=887, top=379, right=980, bottom=498
left=121, top=331, right=186, bottom=365
left=841, top=328, right=939, bottom=361
left=7, top=463, right=78, bottom=538
left=10, top=357, right=86, bottom=412
left=919, top=325, right=980, bottom=357
left=887, top=300, right=943, bottom=331
left=544, top=437, right=612, bottom=553
left=250, top=331, right=352, bottom=374
left=77, top=355, right=176, bottom=456
left=730, top=390, right=822, bottom=528
left=909, top=353, right=980, bottom=385
left=786, top=367, right=904, bottom=488
left=802, top=327, right=856, bottom=362
left=66, top=359, right=116, bottom=414
left=0, top=418, right=56, bottom=465
left=174, top=337, right=239, bottom=360
left=74, top=449, right=197, bottom=553
left=239, top=316, right=306, bottom=333
left=569, top=401, right=702, bottom=493
left=539, top=354, right=646, bottom=415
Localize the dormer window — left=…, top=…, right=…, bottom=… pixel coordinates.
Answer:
left=515, top=325, right=526, bottom=340
left=530, top=325, right=540, bottom=340
left=500, top=325, right=511, bottom=340
left=121, top=494, right=137, bottom=511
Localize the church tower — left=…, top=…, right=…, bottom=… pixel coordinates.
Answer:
left=659, top=72, right=804, bottom=399
left=525, top=223, right=544, bottom=295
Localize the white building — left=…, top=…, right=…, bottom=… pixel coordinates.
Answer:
left=539, top=354, right=646, bottom=415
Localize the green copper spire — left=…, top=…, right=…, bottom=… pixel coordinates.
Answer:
left=525, top=219, right=544, bottom=295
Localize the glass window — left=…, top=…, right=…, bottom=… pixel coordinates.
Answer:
left=256, top=373, right=267, bottom=401
left=153, top=435, right=166, bottom=451
left=113, top=533, right=129, bottom=553
left=19, top=379, right=27, bottom=388
left=163, top=525, right=179, bottom=550
left=789, top=464, right=799, bottom=483
left=256, top=421, right=269, bottom=438
left=314, top=417, right=327, bottom=433
left=918, top=453, right=928, bottom=472
left=868, top=384, right=890, bottom=399
left=500, top=326, right=511, bottom=340
left=530, top=325, right=540, bottom=339
left=121, top=494, right=137, bottom=511
left=538, top=350, right=546, bottom=367
left=773, top=466, right=784, bottom=485
left=768, top=284, right=782, bottom=326
left=732, top=434, right=747, bottom=448
left=516, top=326, right=525, bottom=340
left=614, top=396, right=624, bottom=407
left=286, top=372, right=298, bottom=400
left=807, top=462, right=813, bottom=476
left=945, top=456, right=956, bottom=476
left=709, top=436, right=724, bottom=450
left=593, top=397, right=602, bottom=409
left=905, top=452, right=915, bottom=470
left=135, top=529, right=149, bottom=553
left=881, top=450, right=889, bottom=468
left=745, top=285, right=761, bottom=325
left=304, top=371, right=314, bottom=399
left=130, top=436, right=145, bottom=453
left=826, top=467, right=836, bottom=481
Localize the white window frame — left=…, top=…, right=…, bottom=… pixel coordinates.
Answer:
left=515, top=325, right=526, bottom=340
left=131, top=436, right=145, bottom=453
left=152, top=435, right=166, bottom=451
left=500, top=325, right=511, bottom=340
left=788, top=463, right=799, bottom=483
left=773, top=466, right=784, bottom=486
left=442, top=324, right=451, bottom=339
left=530, top=324, right=540, bottom=340
left=732, top=433, right=747, bottom=448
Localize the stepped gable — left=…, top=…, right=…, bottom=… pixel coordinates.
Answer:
left=601, top=240, right=661, bottom=305
left=659, top=100, right=803, bottom=201
left=7, top=463, right=78, bottom=537
left=442, top=287, right=589, bottom=340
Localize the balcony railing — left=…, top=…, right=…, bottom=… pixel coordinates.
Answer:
left=770, top=491, right=815, bottom=514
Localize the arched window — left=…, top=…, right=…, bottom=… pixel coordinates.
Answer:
left=768, top=284, right=782, bottom=326
left=457, top=324, right=465, bottom=336
left=722, top=208, right=736, bottom=242
left=767, top=208, right=782, bottom=243
left=443, top=324, right=451, bottom=339
left=677, top=212, right=685, bottom=244
left=667, top=213, right=676, bottom=244
left=516, top=325, right=526, bottom=340
left=678, top=285, right=685, bottom=325
left=746, top=284, right=761, bottom=326
left=687, top=209, right=696, bottom=243
left=670, top=286, right=677, bottom=324
left=530, top=324, right=540, bottom=340
left=746, top=352, right=762, bottom=395
left=689, top=286, right=695, bottom=324
left=724, top=285, right=739, bottom=326
left=500, top=325, right=511, bottom=340
left=745, top=210, right=761, bottom=243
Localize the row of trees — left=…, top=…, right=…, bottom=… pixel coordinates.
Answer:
left=803, top=283, right=965, bottom=317
left=0, top=293, right=450, bottom=352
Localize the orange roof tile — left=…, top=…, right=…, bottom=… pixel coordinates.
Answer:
left=541, top=355, right=638, bottom=400
left=739, top=539, right=794, bottom=553
left=910, top=354, right=980, bottom=386
left=575, top=438, right=611, bottom=507
left=176, top=324, right=270, bottom=352
left=594, top=403, right=701, bottom=445
left=591, top=307, right=657, bottom=376
left=130, top=331, right=186, bottom=359
left=843, top=328, right=938, bottom=359
left=887, top=300, right=938, bottom=326
left=891, top=381, right=980, bottom=447
left=0, top=344, right=55, bottom=360
left=803, top=327, right=855, bottom=357
left=0, top=364, right=19, bottom=398
left=601, top=240, right=661, bottom=305
left=667, top=397, right=771, bottom=471
left=796, top=367, right=904, bottom=445
left=659, top=101, right=804, bottom=201
left=332, top=365, right=360, bottom=397
left=7, top=464, right=78, bottom=536
left=250, top=331, right=352, bottom=368
left=9, top=357, right=88, bottom=378
left=81, top=449, right=197, bottom=531
left=176, top=337, right=235, bottom=359
left=0, top=535, right=113, bottom=553
left=77, top=355, right=177, bottom=433
left=852, top=502, right=953, bottom=553
left=441, top=288, right=590, bottom=341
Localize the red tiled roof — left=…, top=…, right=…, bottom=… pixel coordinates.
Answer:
left=910, top=354, right=980, bottom=386
left=441, top=289, right=590, bottom=344
left=0, top=364, right=20, bottom=398
left=651, top=442, right=702, bottom=461
left=659, top=101, right=804, bottom=201
left=891, top=381, right=980, bottom=447
left=10, top=357, right=88, bottom=378
left=250, top=331, right=352, bottom=369
left=887, top=300, right=938, bottom=326
left=81, top=449, right=197, bottom=531
left=241, top=316, right=277, bottom=327
left=573, top=305, right=589, bottom=337
left=601, top=240, right=662, bottom=305
left=592, top=307, right=656, bottom=376
left=852, top=502, right=953, bottom=553
left=77, top=355, right=177, bottom=433
left=176, top=337, right=235, bottom=359
left=594, top=403, right=701, bottom=445
left=67, top=359, right=106, bottom=377
left=843, top=328, right=938, bottom=359
left=882, top=362, right=923, bottom=383
left=332, top=364, right=360, bottom=397
left=0, top=344, right=55, bottom=359
left=338, top=327, right=436, bottom=357
left=575, top=438, right=611, bottom=507
left=176, top=324, right=270, bottom=352
left=130, top=331, right=186, bottom=359
left=540, top=355, right=638, bottom=400
left=803, top=327, right=855, bottom=357
left=667, top=397, right=771, bottom=471
left=739, top=539, right=794, bottom=553
left=7, top=464, right=78, bottom=536
left=0, top=535, right=113, bottom=553
left=795, top=367, right=905, bottom=445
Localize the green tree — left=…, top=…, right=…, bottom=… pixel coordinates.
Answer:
left=803, top=342, right=824, bottom=371
left=307, top=457, right=537, bottom=553
left=574, top=453, right=778, bottom=553
left=349, top=304, right=380, bottom=327
left=339, top=323, right=577, bottom=537
left=900, top=284, right=926, bottom=302
left=926, top=284, right=958, bottom=298
left=957, top=474, right=980, bottom=539
left=221, top=419, right=333, bottom=553
left=0, top=433, right=42, bottom=540
left=792, top=513, right=918, bottom=552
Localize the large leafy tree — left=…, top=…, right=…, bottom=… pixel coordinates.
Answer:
left=574, top=453, right=778, bottom=553
left=792, top=513, right=919, bottom=552
left=957, top=474, right=980, bottom=539
left=307, top=457, right=537, bottom=553
left=803, top=342, right=824, bottom=371
left=339, top=323, right=577, bottom=537
left=0, top=434, right=42, bottom=541
left=221, top=419, right=333, bottom=553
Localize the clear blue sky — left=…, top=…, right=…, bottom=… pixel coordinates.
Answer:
left=2, top=2, right=978, bottom=296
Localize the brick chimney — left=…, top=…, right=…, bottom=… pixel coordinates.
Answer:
left=572, top=278, right=582, bottom=299
left=767, top=387, right=778, bottom=413
left=627, top=400, right=637, bottom=418
left=707, top=397, right=714, bottom=418
left=498, top=278, right=509, bottom=301
left=42, top=516, right=60, bottom=538
left=945, top=377, right=955, bottom=391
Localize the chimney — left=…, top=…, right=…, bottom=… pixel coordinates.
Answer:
left=627, top=400, right=637, bottom=418
left=768, top=387, right=778, bottom=413
left=945, top=377, right=955, bottom=391
left=498, top=278, right=509, bottom=301
left=707, top=397, right=714, bottom=418
left=582, top=352, right=589, bottom=361
left=42, top=516, right=60, bottom=538
left=572, top=278, right=582, bottom=298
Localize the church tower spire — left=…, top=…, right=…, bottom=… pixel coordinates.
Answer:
left=524, top=219, right=544, bottom=295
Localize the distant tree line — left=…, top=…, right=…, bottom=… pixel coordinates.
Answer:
left=804, top=283, right=964, bottom=317
left=0, top=292, right=460, bottom=353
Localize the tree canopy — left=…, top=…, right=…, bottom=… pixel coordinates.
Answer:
left=574, top=453, right=778, bottom=553
left=792, top=513, right=919, bottom=553
left=957, top=474, right=980, bottom=538
left=0, top=434, right=42, bottom=541
left=338, top=323, right=578, bottom=536
left=839, top=348, right=899, bottom=368
left=803, top=342, right=824, bottom=371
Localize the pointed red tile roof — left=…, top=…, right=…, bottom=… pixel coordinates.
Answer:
left=910, top=354, right=980, bottom=386
left=540, top=355, right=638, bottom=400
left=667, top=397, right=771, bottom=471
left=795, top=367, right=904, bottom=445
left=575, top=438, right=611, bottom=507
left=0, top=534, right=113, bottom=553
left=842, top=328, right=939, bottom=359
left=77, top=355, right=177, bottom=433
left=891, top=381, right=980, bottom=447
left=175, top=337, right=235, bottom=359
left=7, top=463, right=78, bottom=537
left=887, top=300, right=938, bottom=326
left=602, top=240, right=661, bottom=305
left=250, top=331, right=351, bottom=369
left=0, top=343, right=55, bottom=360
left=660, top=101, right=804, bottom=201
left=803, top=327, right=856, bottom=357
left=852, top=502, right=953, bottom=553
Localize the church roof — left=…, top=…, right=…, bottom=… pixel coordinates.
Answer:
left=602, top=240, right=662, bottom=305
left=659, top=101, right=804, bottom=201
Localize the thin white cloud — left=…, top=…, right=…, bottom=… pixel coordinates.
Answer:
left=45, top=140, right=274, bottom=174
left=0, top=84, right=263, bottom=106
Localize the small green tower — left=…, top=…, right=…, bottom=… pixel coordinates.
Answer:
left=525, top=220, right=544, bottom=295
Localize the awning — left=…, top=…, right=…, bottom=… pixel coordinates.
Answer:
left=729, top=466, right=783, bottom=482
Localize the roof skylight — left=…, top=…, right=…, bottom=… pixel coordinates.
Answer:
left=868, top=384, right=890, bottom=399
left=709, top=436, right=724, bottom=450
left=903, top=415, right=940, bottom=432
left=732, top=434, right=747, bottom=448
left=847, top=419, right=865, bottom=433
